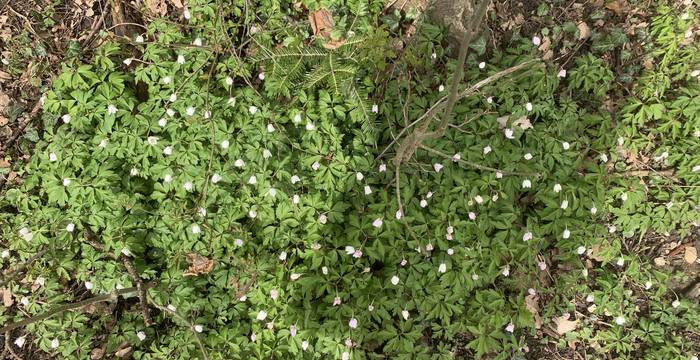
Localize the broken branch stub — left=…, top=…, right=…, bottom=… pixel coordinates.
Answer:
left=429, top=0, right=479, bottom=40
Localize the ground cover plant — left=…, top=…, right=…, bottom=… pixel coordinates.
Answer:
left=0, top=0, right=698, bottom=359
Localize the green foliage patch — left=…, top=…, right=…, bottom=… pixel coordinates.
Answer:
left=0, top=1, right=698, bottom=359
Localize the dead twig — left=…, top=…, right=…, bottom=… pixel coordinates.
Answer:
left=148, top=298, right=210, bottom=360
left=0, top=284, right=151, bottom=334
left=377, top=58, right=542, bottom=160
left=419, top=145, right=541, bottom=177
left=0, top=247, right=50, bottom=288
left=81, top=3, right=109, bottom=49
left=83, top=229, right=152, bottom=326
left=395, top=165, right=404, bottom=219
left=617, top=169, right=678, bottom=182
left=4, top=332, right=22, bottom=360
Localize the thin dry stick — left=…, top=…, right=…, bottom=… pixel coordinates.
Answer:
left=121, top=259, right=153, bottom=326
left=395, top=165, right=404, bottom=219
left=420, top=145, right=541, bottom=177
left=4, top=332, right=21, bottom=360
left=0, top=247, right=49, bottom=288
left=388, top=1, right=490, bottom=220
left=0, top=285, right=149, bottom=334
left=377, top=58, right=542, bottom=159
left=149, top=299, right=210, bottom=360
left=83, top=230, right=152, bottom=326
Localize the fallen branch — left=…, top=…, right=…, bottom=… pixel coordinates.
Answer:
left=420, top=145, right=541, bottom=177
left=377, top=58, right=542, bottom=160
left=617, top=169, right=677, bottom=181
left=0, top=284, right=152, bottom=334
left=148, top=298, right=210, bottom=360
left=4, top=331, right=22, bottom=360
left=0, top=247, right=50, bottom=288
left=83, top=229, right=152, bottom=326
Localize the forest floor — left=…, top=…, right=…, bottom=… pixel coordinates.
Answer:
left=1, top=0, right=699, bottom=359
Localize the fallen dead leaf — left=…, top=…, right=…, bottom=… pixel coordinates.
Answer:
left=653, top=256, right=667, bottom=266
left=0, top=16, right=9, bottom=41
left=543, top=50, right=553, bottom=60
left=183, top=252, right=215, bottom=276
left=114, top=346, right=132, bottom=358
left=577, top=22, right=591, bottom=40
left=90, top=348, right=105, bottom=360
left=553, top=316, right=579, bottom=335
left=514, top=13, right=525, bottom=26
left=323, top=38, right=346, bottom=50
left=684, top=246, right=698, bottom=264
left=605, top=0, right=628, bottom=15
left=31, top=280, right=41, bottom=292
left=525, top=293, right=542, bottom=329
left=145, top=0, right=168, bottom=16
left=293, top=1, right=305, bottom=11
left=170, top=0, right=184, bottom=8
left=538, top=36, right=551, bottom=53
left=513, top=116, right=533, bottom=130
left=0, top=158, right=10, bottom=168
left=308, top=8, right=345, bottom=49
left=309, top=9, right=333, bottom=38
left=587, top=243, right=605, bottom=262
left=0, top=91, right=10, bottom=108
left=539, top=36, right=553, bottom=60
left=496, top=115, right=509, bottom=128
left=2, top=287, right=13, bottom=307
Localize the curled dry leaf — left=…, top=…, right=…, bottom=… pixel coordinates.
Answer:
left=322, top=38, right=346, bottom=50
left=684, top=246, right=698, bottom=264
left=604, top=0, right=629, bottom=15
left=0, top=91, right=10, bottom=108
left=145, top=0, right=168, bottom=16
left=577, top=22, right=591, bottom=40
left=653, top=256, right=667, bottom=266
left=0, top=70, right=11, bottom=82
left=496, top=115, right=509, bottom=129
left=0, top=16, right=10, bottom=41
left=513, top=116, right=533, bottom=130
left=90, top=348, right=105, bottom=360
left=587, top=243, right=606, bottom=262
left=2, top=287, right=13, bottom=307
left=553, top=316, right=579, bottom=335
left=183, top=252, right=215, bottom=276
left=538, top=36, right=550, bottom=53
left=308, top=8, right=345, bottom=49
left=497, top=115, right=532, bottom=130
left=525, top=293, right=542, bottom=329
left=309, top=9, right=333, bottom=38
left=114, top=345, right=132, bottom=358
